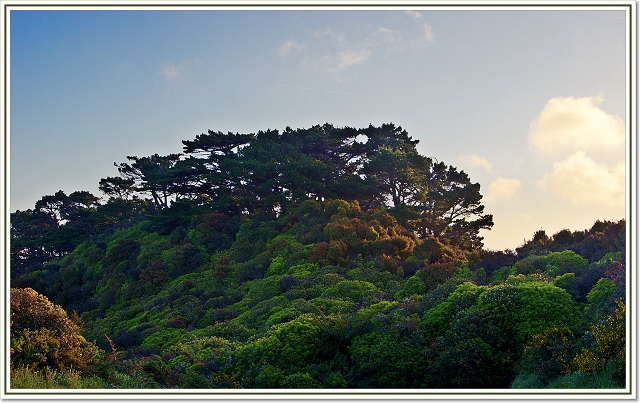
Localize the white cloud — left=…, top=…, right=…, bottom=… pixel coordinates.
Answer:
left=279, top=40, right=306, bottom=57
left=162, top=64, right=182, bottom=81
left=459, top=154, right=493, bottom=173
left=161, top=59, right=201, bottom=82
left=328, top=49, right=371, bottom=73
left=377, top=27, right=396, bottom=35
left=528, top=96, right=624, bottom=155
left=376, top=27, right=401, bottom=44
left=405, top=10, right=423, bottom=19
left=539, top=151, right=625, bottom=209
left=313, top=29, right=345, bottom=45
left=487, top=177, right=523, bottom=202
left=285, top=16, right=434, bottom=77
left=422, top=23, right=435, bottom=43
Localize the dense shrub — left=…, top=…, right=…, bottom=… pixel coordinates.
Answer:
left=10, top=288, right=101, bottom=373
left=349, top=330, right=426, bottom=388
left=9, top=182, right=626, bottom=390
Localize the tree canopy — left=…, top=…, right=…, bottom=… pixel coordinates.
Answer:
left=96, top=123, right=494, bottom=249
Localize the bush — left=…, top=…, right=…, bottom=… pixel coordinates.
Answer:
left=421, top=282, right=485, bottom=340
left=349, top=330, right=426, bottom=388
left=518, top=326, right=576, bottom=384
left=320, top=280, right=378, bottom=303
left=394, top=272, right=427, bottom=300
left=281, top=372, right=321, bottom=388
left=10, top=288, right=101, bottom=374
left=477, top=282, right=580, bottom=350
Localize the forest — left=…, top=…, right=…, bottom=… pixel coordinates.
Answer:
left=9, top=123, right=626, bottom=389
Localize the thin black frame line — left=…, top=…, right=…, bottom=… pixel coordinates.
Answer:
left=1, top=3, right=637, bottom=8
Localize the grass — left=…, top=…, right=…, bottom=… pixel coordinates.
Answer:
left=10, top=366, right=108, bottom=389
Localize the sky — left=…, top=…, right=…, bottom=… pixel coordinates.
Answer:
left=8, top=6, right=629, bottom=250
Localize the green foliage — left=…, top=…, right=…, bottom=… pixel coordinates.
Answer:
left=346, top=267, right=401, bottom=294
left=553, top=272, right=576, bottom=291
left=511, top=373, right=545, bottom=389
left=286, top=263, right=318, bottom=278
left=309, top=298, right=355, bottom=315
left=140, top=329, right=187, bottom=350
left=230, top=221, right=278, bottom=264
left=394, top=272, right=427, bottom=299
left=8, top=121, right=627, bottom=389
left=598, top=251, right=624, bottom=265
left=513, top=250, right=588, bottom=276
left=545, top=361, right=623, bottom=389
left=573, top=299, right=625, bottom=383
left=320, top=280, right=378, bottom=303
left=161, top=241, right=207, bottom=278
left=349, top=329, right=427, bottom=388
left=234, top=296, right=290, bottom=330
left=426, top=335, right=495, bottom=387
left=243, top=276, right=283, bottom=306
left=281, top=372, right=321, bottom=388
left=477, top=282, right=580, bottom=349
left=10, top=288, right=102, bottom=374
left=421, top=282, right=485, bottom=340
left=267, top=256, right=287, bottom=276
left=586, top=278, right=617, bottom=319
left=264, top=307, right=302, bottom=328
left=518, top=326, right=576, bottom=383
left=233, top=315, right=331, bottom=386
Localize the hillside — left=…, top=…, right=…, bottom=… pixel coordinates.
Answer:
left=9, top=124, right=626, bottom=389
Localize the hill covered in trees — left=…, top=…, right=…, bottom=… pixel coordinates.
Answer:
left=10, top=124, right=626, bottom=389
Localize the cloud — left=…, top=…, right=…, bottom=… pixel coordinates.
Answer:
left=528, top=96, right=624, bottom=155
left=459, top=154, right=493, bottom=173
left=162, top=64, right=182, bottom=81
left=487, top=177, right=523, bottom=202
left=161, top=59, right=201, bottom=82
left=328, top=49, right=371, bottom=73
left=403, top=11, right=434, bottom=44
left=405, top=10, right=423, bottom=19
left=539, top=151, right=625, bottom=209
left=375, top=27, right=401, bottom=44
left=283, top=16, right=434, bottom=77
left=313, top=29, right=345, bottom=45
left=422, top=23, right=435, bottom=43
left=279, top=40, right=306, bottom=57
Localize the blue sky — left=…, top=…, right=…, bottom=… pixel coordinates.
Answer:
left=9, top=7, right=629, bottom=250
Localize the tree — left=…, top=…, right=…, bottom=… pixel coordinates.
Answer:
left=182, top=130, right=254, bottom=157
left=413, top=162, right=493, bottom=249
left=34, top=190, right=100, bottom=224
left=363, top=146, right=430, bottom=208
left=181, top=130, right=255, bottom=213
left=115, top=153, right=183, bottom=209
left=98, top=177, right=136, bottom=200
left=10, top=209, right=59, bottom=277
left=18, top=190, right=102, bottom=256
left=357, top=127, right=492, bottom=249
left=101, top=123, right=492, bottom=249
